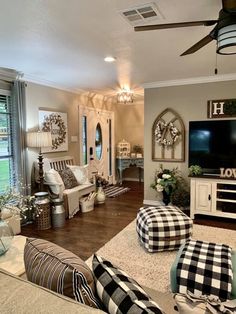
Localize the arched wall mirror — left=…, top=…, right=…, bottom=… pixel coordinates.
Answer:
left=95, top=122, right=102, bottom=160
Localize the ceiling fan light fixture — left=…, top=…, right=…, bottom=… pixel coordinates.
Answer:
left=217, top=23, right=236, bottom=54
left=117, top=89, right=134, bottom=104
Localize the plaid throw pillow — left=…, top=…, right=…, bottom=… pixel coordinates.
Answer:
left=92, top=254, right=165, bottom=314
left=24, top=238, right=100, bottom=308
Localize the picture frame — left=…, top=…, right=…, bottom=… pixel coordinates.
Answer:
left=39, top=109, right=68, bottom=152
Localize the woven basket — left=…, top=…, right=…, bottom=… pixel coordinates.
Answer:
left=35, top=203, right=51, bottom=230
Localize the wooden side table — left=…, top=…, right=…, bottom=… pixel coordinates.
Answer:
left=0, top=235, right=26, bottom=276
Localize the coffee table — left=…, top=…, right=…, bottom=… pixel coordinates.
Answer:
left=0, top=235, right=26, bottom=276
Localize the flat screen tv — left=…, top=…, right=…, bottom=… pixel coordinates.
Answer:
left=189, top=120, right=236, bottom=175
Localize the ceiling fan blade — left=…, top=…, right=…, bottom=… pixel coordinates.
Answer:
left=180, top=34, right=214, bottom=56
left=222, top=0, right=236, bottom=12
left=134, top=20, right=217, bottom=32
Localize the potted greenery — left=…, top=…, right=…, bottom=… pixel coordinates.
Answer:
left=171, top=186, right=190, bottom=210
left=188, top=165, right=203, bottom=177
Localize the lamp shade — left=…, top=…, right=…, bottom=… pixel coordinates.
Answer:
left=27, top=131, right=52, bottom=148
left=217, top=24, right=236, bottom=55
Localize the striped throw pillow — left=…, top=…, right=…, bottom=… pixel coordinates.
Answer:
left=92, top=254, right=165, bottom=314
left=24, top=238, right=100, bottom=308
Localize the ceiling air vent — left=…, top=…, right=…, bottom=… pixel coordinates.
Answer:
left=120, top=2, right=164, bottom=26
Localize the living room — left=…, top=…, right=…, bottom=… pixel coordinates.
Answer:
left=1, top=1, right=236, bottom=313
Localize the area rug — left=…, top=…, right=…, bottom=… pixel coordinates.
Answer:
left=86, top=220, right=236, bottom=294
left=103, top=185, right=130, bottom=198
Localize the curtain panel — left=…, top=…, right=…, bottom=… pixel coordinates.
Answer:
left=11, top=80, right=27, bottom=188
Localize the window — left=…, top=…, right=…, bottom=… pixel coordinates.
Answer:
left=95, top=123, right=102, bottom=160
left=82, top=115, right=87, bottom=164
left=0, top=90, right=15, bottom=192
left=108, top=119, right=112, bottom=176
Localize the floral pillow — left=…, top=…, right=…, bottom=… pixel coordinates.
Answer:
left=58, top=168, right=78, bottom=189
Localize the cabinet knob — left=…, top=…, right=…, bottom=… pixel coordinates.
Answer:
left=208, top=194, right=211, bottom=201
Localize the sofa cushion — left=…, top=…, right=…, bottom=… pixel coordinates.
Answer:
left=67, top=164, right=90, bottom=185
left=58, top=168, right=78, bottom=189
left=24, top=238, right=100, bottom=308
left=0, top=268, right=105, bottom=314
left=92, top=254, right=165, bottom=314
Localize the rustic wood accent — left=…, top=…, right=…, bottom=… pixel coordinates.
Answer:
left=21, top=181, right=236, bottom=262
left=152, top=108, right=185, bottom=162
left=48, top=155, right=74, bottom=171
left=208, top=99, right=236, bottom=119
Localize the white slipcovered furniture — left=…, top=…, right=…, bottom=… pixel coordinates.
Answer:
left=40, top=156, right=95, bottom=219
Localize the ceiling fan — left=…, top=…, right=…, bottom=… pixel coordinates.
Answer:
left=134, top=0, right=236, bottom=56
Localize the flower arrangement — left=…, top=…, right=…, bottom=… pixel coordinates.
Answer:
left=0, top=184, right=34, bottom=220
left=155, top=121, right=180, bottom=147
left=150, top=165, right=180, bottom=195
left=95, top=174, right=109, bottom=188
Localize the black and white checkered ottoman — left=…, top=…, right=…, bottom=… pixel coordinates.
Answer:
left=136, top=206, right=193, bottom=252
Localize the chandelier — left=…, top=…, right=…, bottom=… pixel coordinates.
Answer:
left=117, top=89, right=134, bottom=104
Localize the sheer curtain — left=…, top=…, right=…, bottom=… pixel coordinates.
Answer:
left=11, top=80, right=27, bottom=187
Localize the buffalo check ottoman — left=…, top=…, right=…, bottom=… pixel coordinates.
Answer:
left=136, top=206, right=193, bottom=252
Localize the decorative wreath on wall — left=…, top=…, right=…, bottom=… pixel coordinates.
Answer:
left=41, top=113, right=67, bottom=150
left=155, top=121, right=180, bottom=147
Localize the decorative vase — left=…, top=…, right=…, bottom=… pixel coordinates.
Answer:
left=0, top=218, right=14, bottom=256
left=96, top=186, right=106, bottom=204
left=162, top=190, right=171, bottom=206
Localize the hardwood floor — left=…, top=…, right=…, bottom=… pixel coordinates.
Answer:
left=21, top=181, right=236, bottom=261
left=21, top=181, right=143, bottom=261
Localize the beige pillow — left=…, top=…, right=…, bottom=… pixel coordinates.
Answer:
left=44, top=169, right=65, bottom=195
left=24, top=238, right=100, bottom=308
left=174, top=293, right=236, bottom=314
left=67, top=164, right=90, bottom=185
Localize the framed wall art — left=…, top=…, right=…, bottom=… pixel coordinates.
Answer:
left=39, top=109, right=68, bottom=152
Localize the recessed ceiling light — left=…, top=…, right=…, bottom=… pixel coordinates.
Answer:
left=104, top=56, right=116, bottom=63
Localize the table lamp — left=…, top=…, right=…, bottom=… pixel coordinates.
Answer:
left=27, top=131, right=52, bottom=191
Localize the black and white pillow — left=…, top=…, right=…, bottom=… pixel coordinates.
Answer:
left=92, top=254, right=165, bottom=314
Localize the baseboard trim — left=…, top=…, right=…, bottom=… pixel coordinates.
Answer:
left=143, top=199, right=163, bottom=206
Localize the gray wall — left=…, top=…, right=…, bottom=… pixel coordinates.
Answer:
left=144, top=80, right=236, bottom=202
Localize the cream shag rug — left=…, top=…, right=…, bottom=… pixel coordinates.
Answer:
left=86, top=220, right=236, bottom=293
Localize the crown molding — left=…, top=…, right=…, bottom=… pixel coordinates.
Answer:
left=23, top=73, right=86, bottom=94
left=0, top=67, right=20, bottom=81
left=142, top=73, right=236, bottom=89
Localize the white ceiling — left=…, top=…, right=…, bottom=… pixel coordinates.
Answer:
left=0, top=0, right=236, bottom=95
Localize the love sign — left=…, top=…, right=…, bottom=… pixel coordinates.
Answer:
left=220, top=168, right=236, bottom=179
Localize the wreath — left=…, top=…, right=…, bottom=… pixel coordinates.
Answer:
left=155, top=121, right=180, bottom=147
left=41, top=113, right=67, bottom=150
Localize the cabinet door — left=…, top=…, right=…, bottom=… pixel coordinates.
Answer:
left=195, top=181, right=212, bottom=212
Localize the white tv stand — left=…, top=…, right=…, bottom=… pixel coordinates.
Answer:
left=190, top=177, right=236, bottom=219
